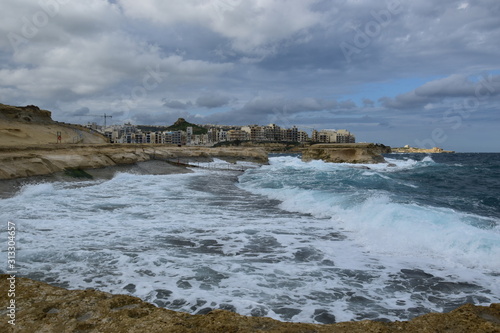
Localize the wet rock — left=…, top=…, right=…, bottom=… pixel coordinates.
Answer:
left=348, top=295, right=376, bottom=305
left=136, top=269, right=156, bottom=277
left=400, top=268, right=434, bottom=279
left=170, top=299, right=187, bottom=309
left=163, top=237, right=196, bottom=247
left=314, top=309, right=336, bottom=324
left=196, top=307, right=213, bottom=315
left=430, top=281, right=483, bottom=294
left=123, top=283, right=136, bottom=293
left=241, top=235, right=282, bottom=254
left=195, top=266, right=228, bottom=285
left=273, top=307, right=302, bottom=320
left=294, top=247, right=324, bottom=262
left=190, top=299, right=207, bottom=312
left=219, top=303, right=236, bottom=312
left=176, top=280, right=192, bottom=289
left=155, top=289, right=172, bottom=299
left=250, top=306, right=268, bottom=317
left=199, top=283, right=213, bottom=290
left=153, top=300, right=168, bottom=307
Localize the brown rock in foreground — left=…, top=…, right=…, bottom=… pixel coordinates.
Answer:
left=302, top=143, right=391, bottom=164
left=1, top=276, right=499, bottom=333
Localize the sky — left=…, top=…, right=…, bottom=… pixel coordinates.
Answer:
left=1, top=0, right=500, bottom=152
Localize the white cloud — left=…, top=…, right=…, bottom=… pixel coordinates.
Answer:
left=117, top=0, right=322, bottom=55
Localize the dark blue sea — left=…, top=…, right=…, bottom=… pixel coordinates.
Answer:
left=1, top=153, right=499, bottom=323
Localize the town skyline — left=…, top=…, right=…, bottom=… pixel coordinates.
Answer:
left=88, top=117, right=356, bottom=146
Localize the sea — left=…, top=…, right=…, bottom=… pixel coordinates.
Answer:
left=1, top=153, right=499, bottom=324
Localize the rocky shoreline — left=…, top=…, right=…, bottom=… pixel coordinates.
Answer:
left=0, top=276, right=499, bottom=333
left=0, top=144, right=268, bottom=180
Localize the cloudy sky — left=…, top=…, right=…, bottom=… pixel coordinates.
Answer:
left=1, top=0, right=499, bottom=151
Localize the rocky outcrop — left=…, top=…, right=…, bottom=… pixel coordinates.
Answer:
left=0, top=104, right=53, bottom=124
left=0, top=104, right=108, bottom=145
left=1, top=276, right=499, bottom=333
left=0, top=144, right=268, bottom=180
left=302, top=143, right=391, bottom=164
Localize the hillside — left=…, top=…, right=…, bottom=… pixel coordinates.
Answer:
left=166, top=117, right=207, bottom=134
left=0, top=104, right=107, bottom=145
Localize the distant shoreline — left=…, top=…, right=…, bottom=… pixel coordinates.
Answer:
left=391, top=146, right=455, bottom=153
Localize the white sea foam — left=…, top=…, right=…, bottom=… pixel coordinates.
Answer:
left=238, top=156, right=500, bottom=272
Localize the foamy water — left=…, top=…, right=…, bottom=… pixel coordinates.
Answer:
left=1, top=155, right=499, bottom=323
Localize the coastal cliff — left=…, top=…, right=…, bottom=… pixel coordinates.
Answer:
left=0, top=104, right=108, bottom=145
left=0, top=144, right=268, bottom=180
left=302, top=143, right=391, bottom=164
left=1, top=276, right=499, bottom=333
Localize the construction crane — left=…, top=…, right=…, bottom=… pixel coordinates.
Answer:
left=75, top=113, right=113, bottom=128
left=100, top=113, right=112, bottom=128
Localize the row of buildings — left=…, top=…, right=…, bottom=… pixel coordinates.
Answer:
left=88, top=122, right=355, bottom=145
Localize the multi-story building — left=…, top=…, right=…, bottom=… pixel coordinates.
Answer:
left=282, top=126, right=299, bottom=142
left=311, top=129, right=355, bottom=143
left=170, top=131, right=186, bottom=145
left=264, top=123, right=281, bottom=141
left=335, top=129, right=356, bottom=143
left=298, top=130, right=309, bottom=142
left=227, top=129, right=249, bottom=141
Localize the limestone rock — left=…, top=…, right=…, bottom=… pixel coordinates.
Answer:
left=0, top=144, right=268, bottom=180
left=302, top=143, right=391, bottom=164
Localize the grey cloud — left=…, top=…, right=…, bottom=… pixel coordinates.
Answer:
left=204, top=96, right=342, bottom=125
left=131, top=109, right=193, bottom=125
left=381, top=74, right=500, bottom=110
left=72, top=107, right=90, bottom=116
left=338, top=100, right=356, bottom=109
left=196, top=93, right=231, bottom=108
left=162, top=99, right=193, bottom=110
left=363, top=98, right=375, bottom=107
